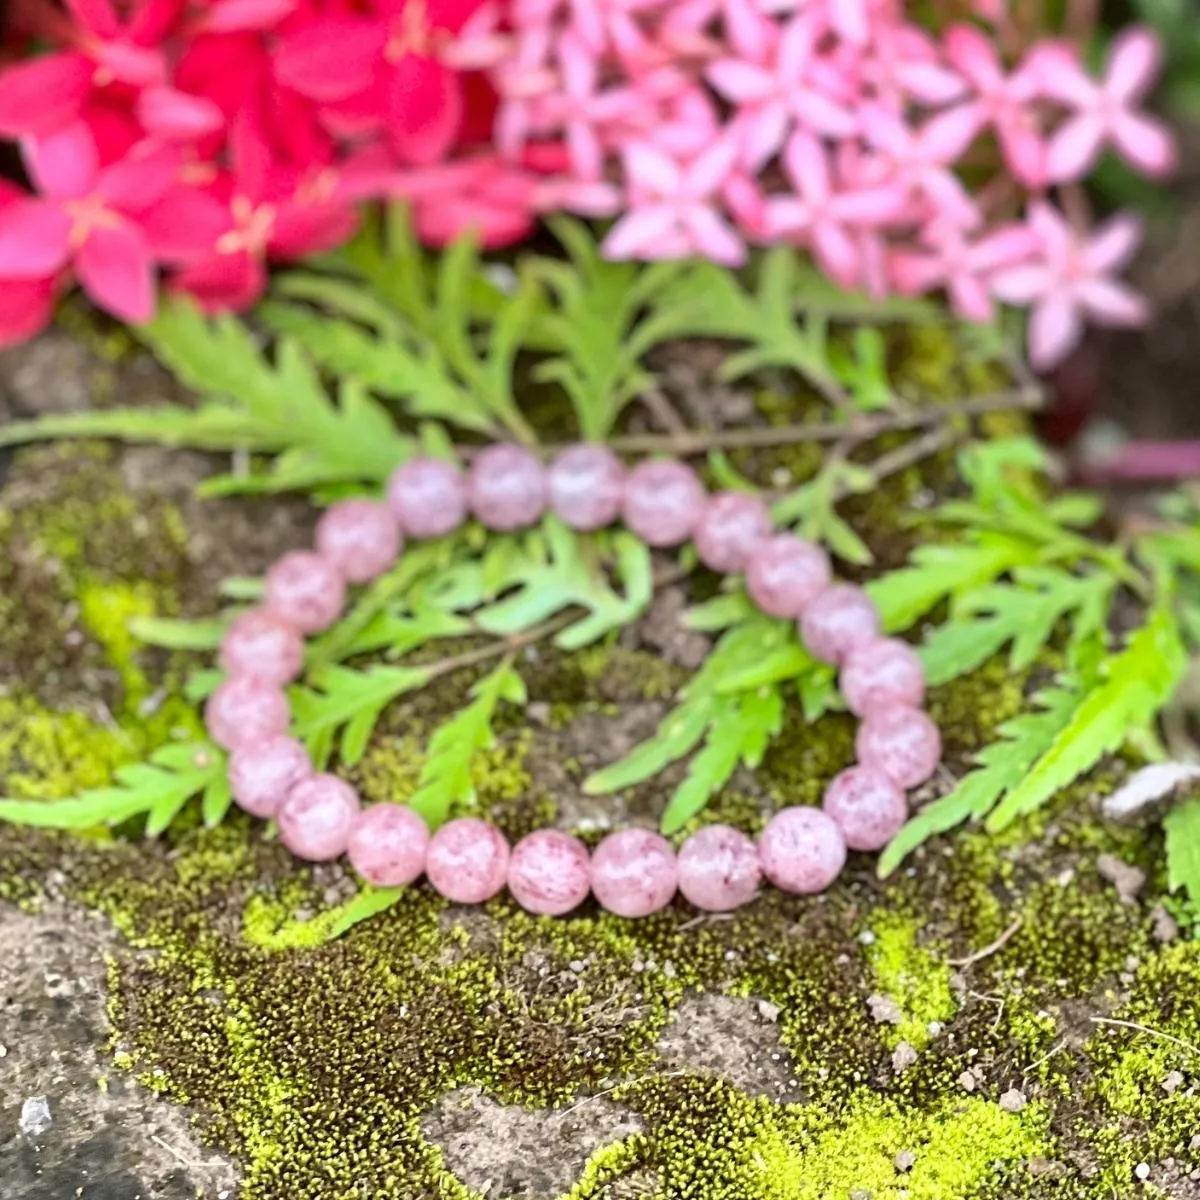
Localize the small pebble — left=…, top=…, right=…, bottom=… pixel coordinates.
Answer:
left=999, top=1088, right=1027, bottom=1113
left=19, top=1096, right=52, bottom=1138
left=891, top=1041, right=918, bottom=1072
left=958, top=1070, right=977, bottom=1093
left=894, top=1150, right=916, bottom=1173
left=1135, top=1162, right=1151, bottom=1182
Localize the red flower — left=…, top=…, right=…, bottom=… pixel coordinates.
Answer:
left=0, top=181, right=57, bottom=348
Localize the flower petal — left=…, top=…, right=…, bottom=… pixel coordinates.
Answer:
left=0, top=199, right=73, bottom=277
left=812, top=221, right=860, bottom=288
left=0, top=275, right=56, bottom=347
left=136, top=186, right=232, bottom=264
left=1111, top=112, right=1176, bottom=179
left=75, top=220, right=156, bottom=323
left=943, top=24, right=1002, bottom=91
left=385, top=55, right=463, bottom=165
left=1027, top=296, right=1081, bottom=371
left=1046, top=113, right=1105, bottom=183
left=0, top=53, right=94, bottom=139
left=705, top=58, right=774, bottom=103
left=269, top=203, right=359, bottom=260
left=171, top=249, right=266, bottom=313
left=624, top=142, right=682, bottom=196
left=274, top=18, right=385, bottom=101
left=1076, top=278, right=1149, bottom=328
left=96, top=143, right=180, bottom=210
left=782, top=130, right=830, bottom=204
left=602, top=206, right=678, bottom=259
left=64, top=0, right=120, bottom=39
left=197, top=0, right=297, bottom=32
left=990, top=264, right=1052, bottom=305
left=136, top=86, right=224, bottom=140
left=1105, top=26, right=1162, bottom=104
left=22, top=122, right=99, bottom=199
left=683, top=205, right=745, bottom=265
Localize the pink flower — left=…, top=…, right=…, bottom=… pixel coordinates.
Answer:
left=0, top=180, right=58, bottom=348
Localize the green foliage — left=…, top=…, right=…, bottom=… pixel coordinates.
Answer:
left=1165, top=798, right=1200, bottom=908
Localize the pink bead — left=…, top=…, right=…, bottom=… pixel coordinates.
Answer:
left=677, top=824, right=761, bottom=912
left=856, top=707, right=942, bottom=789
left=386, top=457, right=468, bottom=539
left=822, top=766, right=907, bottom=852
left=694, top=491, right=772, bottom=574
left=840, top=637, right=926, bottom=717
left=547, top=445, right=625, bottom=531
left=264, top=550, right=346, bottom=635
left=205, top=676, right=291, bottom=752
left=219, top=608, right=304, bottom=686
left=507, top=829, right=591, bottom=916
left=315, top=499, right=402, bottom=584
left=468, top=443, right=546, bottom=531
left=758, top=807, right=846, bottom=895
left=745, top=535, right=831, bottom=619
left=277, top=773, right=361, bottom=862
left=799, top=584, right=881, bottom=665
left=590, top=829, right=677, bottom=918
left=425, top=818, right=510, bottom=904
left=347, top=804, right=430, bottom=887
left=228, top=735, right=313, bottom=819
left=622, top=459, right=706, bottom=547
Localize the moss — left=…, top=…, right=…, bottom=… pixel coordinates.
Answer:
left=866, top=911, right=957, bottom=1051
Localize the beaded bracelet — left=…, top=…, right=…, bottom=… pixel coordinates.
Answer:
left=205, top=444, right=942, bottom=919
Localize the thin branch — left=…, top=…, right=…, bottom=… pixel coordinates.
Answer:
left=1089, top=1017, right=1200, bottom=1060
left=948, top=917, right=1023, bottom=968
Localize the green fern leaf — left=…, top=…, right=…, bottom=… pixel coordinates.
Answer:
left=1165, top=797, right=1200, bottom=905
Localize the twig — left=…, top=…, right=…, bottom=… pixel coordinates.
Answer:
left=638, top=385, right=690, bottom=437
left=151, top=1134, right=202, bottom=1169
left=1023, top=1039, right=1068, bottom=1078
left=555, top=1069, right=690, bottom=1120
left=840, top=424, right=960, bottom=500
left=1089, top=1017, right=1200, bottom=1060
left=948, top=917, right=1022, bottom=968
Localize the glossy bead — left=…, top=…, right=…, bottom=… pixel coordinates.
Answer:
left=228, top=735, right=312, bottom=819
left=694, top=491, right=772, bottom=574
left=386, top=457, right=468, bottom=539
left=219, top=608, right=304, bottom=686
left=425, top=818, right=510, bottom=904
left=590, top=829, right=677, bottom=918
left=822, top=766, right=907, bottom=852
left=840, top=637, right=926, bottom=717
left=507, top=829, right=591, bottom=915
left=677, top=824, right=761, bottom=912
left=277, top=773, right=361, bottom=861
left=856, top=707, right=942, bottom=789
left=204, top=676, right=291, bottom=752
left=347, top=804, right=430, bottom=887
left=799, top=584, right=881, bottom=665
left=264, top=550, right=346, bottom=635
left=758, top=807, right=846, bottom=895
left=622, top=460, right=706, bottom=547
left=745, top=534, right=831, bottom=618
left=468, top=443, right=546, bottom=531
left=315, top=499, right=402, bottom=584
left=547, top=444, right=625, bottom=531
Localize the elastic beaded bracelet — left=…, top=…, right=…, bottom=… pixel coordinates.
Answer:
left=206, top=446, right=943, bottom=918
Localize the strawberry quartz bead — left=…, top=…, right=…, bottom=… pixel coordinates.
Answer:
left=622, top=460, right=706, bottom=547
left=800, top=584, right=881, bottom=665
left=694, top=491, right=772, bottom=574
left=856, top=707, right=942, bottom=789
left=386, top=458, right=468, bottom=539
left=315, top=499, right=401, bottom=584
left=590, top=829, right=677, bottom=918
left=228, top=735, right=313, bottom=819
left=547, top=445, right=625, bottom=531
left=468, top=443, right=546, bottom=531
left=822, top=766, right=907, bottom=852
left=758, top=807, right=847, bottom=895
left=507, top=829, right=592, bottom=916
left=265, top=550, right=347, bottom=635
left=277, top=774, right=361, bottom=862
left=425, top=818, right=511, bottom=904
left=677, top=824, right=761, bottom=912
left=840, top=637, right=926, bottom=717
left=205, top=677, right=291, bottom=752
left=219, top=608, right=304, bottom=686
left=347, top=804, right=430, bottom=887
left=745, top=534, right=831, bottom=619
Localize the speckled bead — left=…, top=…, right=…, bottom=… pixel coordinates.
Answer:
left=758, top=807, right=847, bottom=895
left=547, top=445, right=625, bottom=531
left=386, top=457, right=469, bottom=539
left=507, top=829, right=592, bottom=915
left=694, top=491, right=772, bottom=574
left=264, top=550, right=347, bottom=635
left=204, top=676, right=291, bottom=752
left=856, top=707, right=942, bottom=789
left=677, top=824, right=761, bottom=912
left=425, top=818, right=511, bottom=904
left=277, top=773, right=361, bottom=862
left=468, top=443, right=546, bottom=531
left=218, top=608, right=305, bottom=686
left=347, top=803, right=430, bottom=887
left=840, top=638, right=926, bottom=717
left=799, top=584, right=881, bottom=665
left=622, top=459, right=706, bottom=547
left=822, top=766, right=907, bottom=852
left=745, top=534, right=831, bottom=619
left=228, top=735, right=313, bottom=819
left=590, top=829, right=678, bottom=918
left=315, top=499, right=402, bottom=584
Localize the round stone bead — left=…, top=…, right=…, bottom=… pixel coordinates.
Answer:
left=590, top=829, right=677, bottom=918
left=264, top=550, right=347, bottom=635
left=822, top=766, right=907, bottom=852
left=856, top=707, right=942, bottom=789
left=219, top=608, right=304, bottom=686
left=840, top=637, right=926, bottom=717
left=315, top=499, right=402, bottom=584
left=677, top=824, right=761, bottom=912
left=204, top=676, right=291, bottom=752
left=622, top=459, right=706, bottom=547
left=386, top=457, right=468, bottom=539
left=228, top=734, right=313, bottom=819
left=425, top=818, right=510, bottom=904
left=745, top=534, right=831, bottom=619
left=758, top=807, right=847, bottom=895
left=347, top=804, right=430, bottom=887
left=507, top=829, right=591, bottom=916
left=468, top=443, right=546, bottom=531
left=547, top=444, right=625, bottom=532
left=277, top=773, right=361, bottom=862
left=799, top=584, right=881, bottom=665
left=694, top=491, right=772, bottom=574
